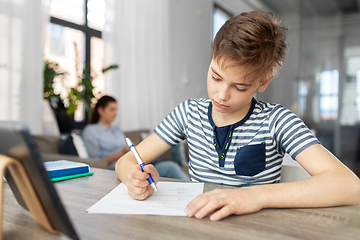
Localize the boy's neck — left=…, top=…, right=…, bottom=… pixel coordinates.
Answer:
left=211, top=101, right=252, bottom=127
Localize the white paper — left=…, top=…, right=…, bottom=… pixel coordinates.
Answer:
left=86, top=182, right=204, bottom=216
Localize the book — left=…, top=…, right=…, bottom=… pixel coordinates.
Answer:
left=44, top=160, right=90, bottom=179
left=4, top=172, right=94, bottom=183
left=4, top=160, right=93, bottom=183
left=50, top=172, right=94, bottom=182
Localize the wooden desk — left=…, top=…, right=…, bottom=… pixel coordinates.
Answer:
left=3, top=168, right=360, bottom=240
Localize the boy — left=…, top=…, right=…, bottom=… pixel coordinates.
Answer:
left=115, top=10, right=360, bottom=221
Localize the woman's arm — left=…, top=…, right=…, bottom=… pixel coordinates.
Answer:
left=185, top=144, right=360, bottom=221
left=115, top=133, right=172, bottom=199
left=101, top=146, right=129, bottom=165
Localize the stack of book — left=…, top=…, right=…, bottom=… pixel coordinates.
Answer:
left=44, top=160, right=94, bottom=182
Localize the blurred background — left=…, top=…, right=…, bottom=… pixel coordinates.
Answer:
left=1, top=0, right=359, bottom=174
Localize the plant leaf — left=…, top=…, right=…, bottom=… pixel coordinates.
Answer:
left=102, top=64, right=119, bottom=73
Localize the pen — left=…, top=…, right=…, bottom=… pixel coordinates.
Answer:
left=125, top=137, right=158, bottom=191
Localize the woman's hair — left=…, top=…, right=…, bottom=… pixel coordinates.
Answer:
left=89, top=95, right=117, bottom=124
left=212, top=10, right=288, bottom=81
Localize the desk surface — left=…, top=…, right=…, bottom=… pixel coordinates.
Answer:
left=3, top=168, right=360, bottom=240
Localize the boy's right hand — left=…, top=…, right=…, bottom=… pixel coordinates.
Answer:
left=125, top=164, right=159, bottom=200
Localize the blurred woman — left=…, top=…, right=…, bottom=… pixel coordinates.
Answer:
left=82, top=95, right=128, bottom=170
left=82, top=95, right=189, bottom=180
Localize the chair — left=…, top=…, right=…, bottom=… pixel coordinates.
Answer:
left=280, top=154, right=310, bottom=183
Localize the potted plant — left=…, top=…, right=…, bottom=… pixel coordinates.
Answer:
left=43, top=45, right=118, bottom=133
left=43, top=60, right=75, bottom=133
left=43, top=60, right=66, bottom=108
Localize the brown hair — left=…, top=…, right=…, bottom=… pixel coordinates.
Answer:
left=89, top=95, right=117, bottom=124
left=212, top=10, right=288, bottom=81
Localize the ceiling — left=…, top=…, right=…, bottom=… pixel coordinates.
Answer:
left=259, top=0, right=360, bottom=17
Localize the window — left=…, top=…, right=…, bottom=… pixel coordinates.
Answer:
left=319, top=70, right=339, bottom=120
left=345, top=56, right=360, bottom=119
left=44, top=0, right=106, bottom=123
left=213, top=4, right=232, bottom=41
left=298, top=81, right=309, bottom=117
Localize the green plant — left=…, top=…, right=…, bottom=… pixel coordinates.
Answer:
left=72, top=42, right=119, bottom=119
left=43, top=44, right=118, bottom=118
left=43, top=60, right=68, bottom=110
left=43, top=60, right=79, bottom=113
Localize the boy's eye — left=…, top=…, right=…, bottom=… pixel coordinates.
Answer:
left=212, top=75, right=221, bottom=81
left=235, top=86, right=247, bottom=92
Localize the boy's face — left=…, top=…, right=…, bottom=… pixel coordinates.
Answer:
left=207, top=59, right=271, bottom=120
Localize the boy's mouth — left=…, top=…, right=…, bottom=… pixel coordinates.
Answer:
left=213, top=100, right=229, bottom=109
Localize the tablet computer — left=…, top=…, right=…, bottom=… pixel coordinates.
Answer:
left=0, top=121, right=79, bottom=240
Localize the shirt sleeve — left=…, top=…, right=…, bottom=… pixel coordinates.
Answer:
left=114, top=126, right=127, bottom=149
left=269, top=105, right=320, bottom=159
left=82, top=126, right=101, bottom=158
left=154, top=100, right=189, bottom=146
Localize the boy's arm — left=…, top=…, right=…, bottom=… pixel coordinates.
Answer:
left=262, top=143, right=360, bottom=207
left=115, top=133, right=172, bottom=199
left=185, top=143, right=360, bottom=221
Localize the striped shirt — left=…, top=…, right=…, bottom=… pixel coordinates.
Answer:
left=154, top=98, right=320, bottom=187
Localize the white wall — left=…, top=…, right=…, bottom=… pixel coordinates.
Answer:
left=168, top=0, right=212, bottom=106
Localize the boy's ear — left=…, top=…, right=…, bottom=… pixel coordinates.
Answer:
left=258, top=75, right=274, bottom=93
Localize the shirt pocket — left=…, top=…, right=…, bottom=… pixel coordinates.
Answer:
left=234, top=143, right=266, bottom=176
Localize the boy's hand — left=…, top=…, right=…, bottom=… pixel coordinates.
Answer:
left=184, top=188, right=264, bottom=221
left=125, top=164, right=159, bottom=200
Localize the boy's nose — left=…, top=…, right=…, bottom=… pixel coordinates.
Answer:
left=218, top=86, right=230, bottom=102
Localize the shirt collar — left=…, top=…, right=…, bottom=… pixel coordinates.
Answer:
left=208, top=97, right=257, bottom=129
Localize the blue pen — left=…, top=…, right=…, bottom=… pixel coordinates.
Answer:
left=125, top=137, right=158, bottom=191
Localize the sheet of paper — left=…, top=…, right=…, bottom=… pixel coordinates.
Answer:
left=86, top=182, right=204, bottom=216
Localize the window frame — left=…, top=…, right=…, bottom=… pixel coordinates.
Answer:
left=50, top=0, right=102, bottom=65
left=212, top=3, right=233, bottom=42
left=49, top=0, right=103, bottom=128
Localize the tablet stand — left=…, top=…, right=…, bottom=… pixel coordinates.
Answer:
left=0, top=155, right=57, bottom=239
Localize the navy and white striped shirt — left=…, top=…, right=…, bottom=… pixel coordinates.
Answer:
left=154, top=98, right=320, bottom=187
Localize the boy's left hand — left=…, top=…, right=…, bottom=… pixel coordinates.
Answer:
left=184, top=188, right=264, bottom=221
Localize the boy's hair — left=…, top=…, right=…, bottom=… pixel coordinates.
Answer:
left=212, top=10, right=288, bottom=81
